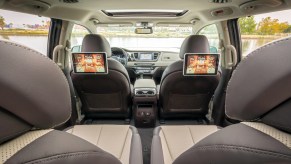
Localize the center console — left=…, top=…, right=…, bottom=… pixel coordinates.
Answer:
left=133, top=79, right=157, bottom=128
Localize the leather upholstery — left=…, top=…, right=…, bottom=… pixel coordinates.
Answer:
left=71, top=34, right=132, bottom=118
left=179, top=35, right=210, bottom=59
left=242, top=122, right=291, bottom=148
left=171, top=37, right=291, bottom=164
left=5, top=130, right=122, bottom=164
left=81, top=34, right=112, bottom=57
left=66, top=125, right=143, bottom=164
left=0, top=40, right=142, bottom=164
left=173, top=123, right=291, bottom=164
left=0, top=39, right=71, bottom=143
left=159, top=35, right=220, bottom=118
left=0, top=130, right=52, bottom=163
left=226, top=37, right=291, bottom=124
left=151, top=125, right=219, bottom=164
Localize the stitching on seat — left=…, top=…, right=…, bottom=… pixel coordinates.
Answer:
left=160, top=128, right=174, bottom=161
left=24, top=151, right=112, bottom=164
left=187, top=126, right=195, bottom=145
left=0, top=40, right=72, bottom=126
left=225, top=37, right=291, bottom=122
left=96, top=125, right=103, bottom=146
left=192, top=145, right=291, bottom=160
left=119, top=127, right=130, bottom=160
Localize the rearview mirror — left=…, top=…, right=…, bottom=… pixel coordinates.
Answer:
left=135, top=27, right=153, bottom=34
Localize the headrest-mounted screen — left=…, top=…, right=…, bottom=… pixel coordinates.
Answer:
left=183, top=53, right=219, bottom=76
left=72, top=52, right=108, bottom=74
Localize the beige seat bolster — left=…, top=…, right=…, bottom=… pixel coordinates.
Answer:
left=242, top=122, right=291, bottom=149
left=157, top=125, right=219, bottom=164
left=66, top=125, right=132, bottom=164
left=0, top=130, right=52, bottom=163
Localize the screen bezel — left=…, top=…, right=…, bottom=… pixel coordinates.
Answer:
left=72, top=52, right=108, bottom=74
left=183, top=53, right=220, bottom=76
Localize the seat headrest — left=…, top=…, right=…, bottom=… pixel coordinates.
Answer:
left=226, top=37, right=291, bottom=132
left=0, top=40, right=71, bottom=129
left=81, top=34, right=112, bottom=57
left=179, top=35, right=210, bottom=59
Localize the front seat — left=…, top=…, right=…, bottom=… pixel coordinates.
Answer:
left=152, top=37, right=291, bottom=164
left=159, top=35, right=220, bottom=118
left=0, top=39, right=142, bottom=164
left=71, top=34, right=132, bottom=119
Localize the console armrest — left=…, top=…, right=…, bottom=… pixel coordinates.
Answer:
left=134, top=79, right=156, bottom=88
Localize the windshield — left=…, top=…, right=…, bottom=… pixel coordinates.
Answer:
left=97, top=26, right=193, bottom=52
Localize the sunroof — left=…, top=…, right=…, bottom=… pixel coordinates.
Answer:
left=102, top=10, right=188, bottom=17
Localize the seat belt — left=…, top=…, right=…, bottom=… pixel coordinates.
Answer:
left=206, top=44, right=237, bottom=123
left=53, top=43, right=84, bottom=124
left=65, top=44, right=84, bottom=124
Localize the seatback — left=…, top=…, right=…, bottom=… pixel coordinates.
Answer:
left=71, top=34, right=131, bottom=119
left=0, top=39, right=121, bottom=164
left=173, top=37, right=291, bottom=164
left=159, top=35, right=220, bottom=118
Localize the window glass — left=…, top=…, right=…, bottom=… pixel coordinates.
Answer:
left=70, top=24, right=90, bottom=50
left=0, top=9, right=50, bottom=55
left=239, top=9, right=291, bottom=57
left=96, top=25, right=193, bottom=52
left=198, top=24, right=220, bottom=53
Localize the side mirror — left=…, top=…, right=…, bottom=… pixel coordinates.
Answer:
left=71, top=45, right=82, bottom=53
left=135, top=27, right=153, bottom=34
left=210, top=46, right=218, bottom=53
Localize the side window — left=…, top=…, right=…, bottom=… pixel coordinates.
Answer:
left=239, top=10, right=291, bottom=58
left=0, top=9, right=50, bottom=55
left=70, top=24, right=90, bottom=52
left=198, top=24, right=220, bottom=53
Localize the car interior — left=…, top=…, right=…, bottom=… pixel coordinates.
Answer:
left=0, top=0, right=291, bottom=164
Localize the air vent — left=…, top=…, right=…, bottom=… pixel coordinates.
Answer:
left=135, top=88, right=156, bottom=97
left=61, top=0, right=79, bottom=3
left=134, top=53, right=139, bottom=59
left=210, top=0, right=231, bottom=3
left=153, top=53, right=159, bottom=60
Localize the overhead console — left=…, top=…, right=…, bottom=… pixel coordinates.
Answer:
left=240, top=0, right=283, bottom=13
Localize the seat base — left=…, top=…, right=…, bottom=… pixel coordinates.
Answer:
left=66, top=125, right=143, bottom=164
left=151, top=125, right=219, bottom=164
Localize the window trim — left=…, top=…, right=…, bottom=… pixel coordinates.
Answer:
left=48, top=19, right=62, bottom=59
left=227, top=19, right=242, bottom=64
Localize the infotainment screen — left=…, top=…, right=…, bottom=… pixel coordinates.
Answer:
left=72, top=52, right=108, bottom=74
left=183, top=53, right=219, bottom=76
left=139, top=53, right=153, bottom=60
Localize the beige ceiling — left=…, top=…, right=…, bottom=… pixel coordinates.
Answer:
left=1, top=0, right=291, bottom=28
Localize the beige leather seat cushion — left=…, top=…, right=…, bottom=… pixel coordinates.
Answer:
left=154, top=125, right=219, bottom=164
left=66, top=125, right=133, bottom=164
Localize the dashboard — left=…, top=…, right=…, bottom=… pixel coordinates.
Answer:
left=111, top=47, right=180, bottom=83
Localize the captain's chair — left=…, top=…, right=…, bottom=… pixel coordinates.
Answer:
left=158, top=35, right=220, bottom=118
left=71, top=34, right=132, bottom=119
left=0, top=39, right=143, bottom=164
left=152, top=37, right=291, bottom=164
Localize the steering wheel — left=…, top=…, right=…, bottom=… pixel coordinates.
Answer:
left=111, top=47, right=128, bottom=66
